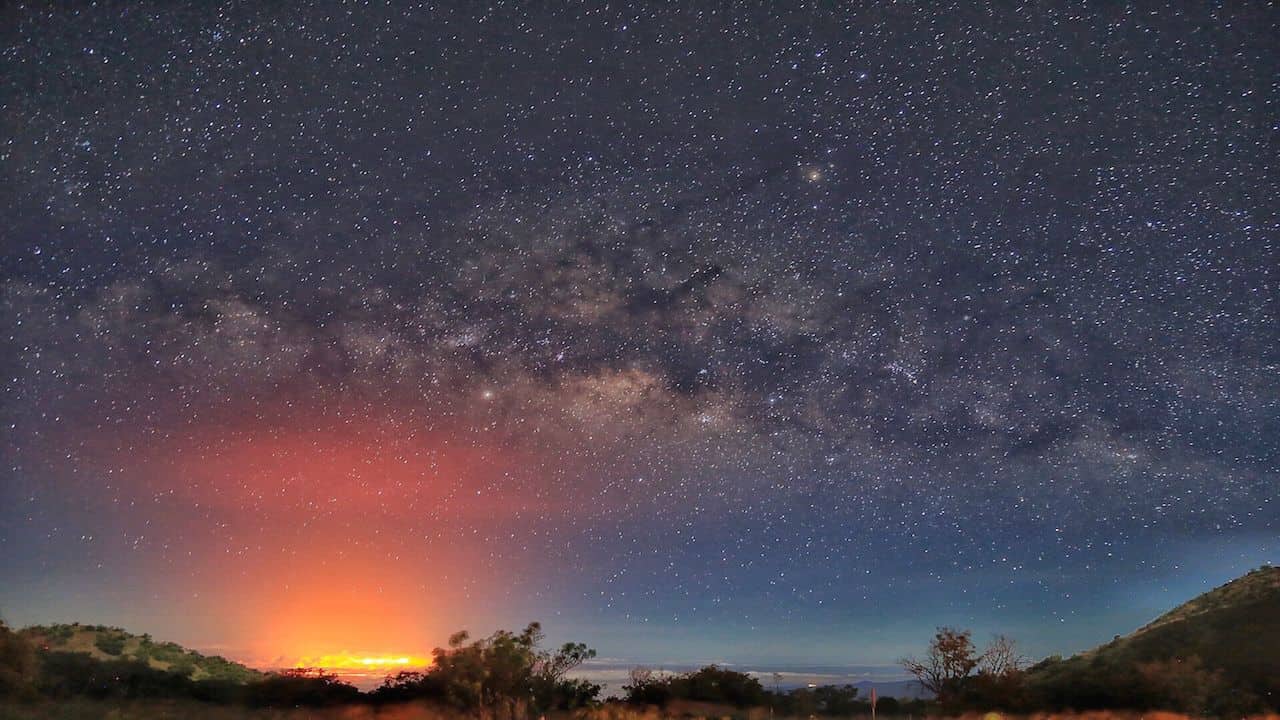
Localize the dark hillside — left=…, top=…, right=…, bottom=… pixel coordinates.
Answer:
left=19, top=624, right=262, bottom=684
left=1029, top=566, right=1280, bottom=712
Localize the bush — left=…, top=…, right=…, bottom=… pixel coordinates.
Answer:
left=369, top=670, right=441, bottom=704
left=93, top=633, right=126, bottom=656
left=167, top=657, right=197, bottom=677
left=246, top=668, right=361, bottom=707
left=198, top=654, right=261, bottom=683
left=417, top=622, right=599, bottom=714
left=37, top=652, right=193, bottom=699
left=0, top=622, right=39, bottom=699
left=624, top=665, right=764, bottom=708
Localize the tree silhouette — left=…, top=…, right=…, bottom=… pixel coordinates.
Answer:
left=979, top=634, right=1026, bottom=677
left=426, top=622, right=598, bottom=718
left=900, top=627, right=981, bottom=703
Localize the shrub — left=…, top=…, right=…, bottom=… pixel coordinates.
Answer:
left=246, top=668, right=361, bottom=707
left=0, top=622, right=39, bottom=699
left=93, top=633, right=126, bottom=656
left=624, top=665, right=764, bottom=708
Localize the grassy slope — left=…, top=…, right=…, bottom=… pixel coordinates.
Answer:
left=1133, top=564, right=1280, bottom=635
left=18, top=624, right=263, bottom=684
left=1029, top=566, right=1280, bottom=701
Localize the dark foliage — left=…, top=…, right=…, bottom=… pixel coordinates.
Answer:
left=6, top=576, right=1278, bottom=719
left=777, top=684, right=860, bottom=716
left=623, top=665, right=765, bottom=708
left=0, top=622, right=38, bottom=699
left=34, top=652, right=362, bottom=708
left=245, top=668, right=361, bottom=707
left=20, top=624, right=263, bottom=684
left=368, top=669, right=440, bottom=704
left=899, top=627, right=982, bottom=705
left=1022, top=566, right=1280, bottom=716
left=367, top=622, right=600, bottom=715
left=6, top=621, right=600, bottom=715
left=37, top=652, right=197, bottom=700
left=92, top=632, right=126, bottom=656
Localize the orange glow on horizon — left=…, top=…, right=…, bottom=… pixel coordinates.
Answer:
left=38, top=409, right=550, bottom=670
left=295, top=654, right=433, bottom=670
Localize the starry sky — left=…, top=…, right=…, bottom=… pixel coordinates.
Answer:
left=1, top=3, right=1277, bottom=677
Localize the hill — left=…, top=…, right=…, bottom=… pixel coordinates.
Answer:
left=1028, top=565, right=1279, bottom=712
left=19, top=623, right=262, bottom=684
left=1129, top=564, right=1280, bottom=638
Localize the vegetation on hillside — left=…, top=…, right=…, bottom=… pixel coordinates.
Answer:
left=1026, top=565, right=1279, bottom=716
left=3, top=619, right=601, bottom=715
left=620, top=665, right=929, bottom=718
left=370, top=622, right=600, bottom=715
left=19, top=624, right=262, bottom=684
left=622, top=665, right=767, bottom=708
left=1, top=566, right=1276, bottom=717
left=892, top=566, right=1280, bottom=717
left=0, top=622, right=38, bottom=700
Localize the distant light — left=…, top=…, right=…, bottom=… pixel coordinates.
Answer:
left=295, top=654, right=432, bottom=670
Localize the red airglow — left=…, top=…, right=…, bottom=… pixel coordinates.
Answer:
left=41, top=407, right=563, bottom=670
left=242, top=562, right=443, bottom=669
left=153, top=425, right=518, bottom=514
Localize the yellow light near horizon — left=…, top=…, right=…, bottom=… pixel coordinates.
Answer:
left=295, top=654, right=433, bottom=670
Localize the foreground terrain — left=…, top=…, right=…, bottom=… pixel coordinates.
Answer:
left=2, top=568, right=1276, bottom=718
left=3, top=701, right=1280, bottom=720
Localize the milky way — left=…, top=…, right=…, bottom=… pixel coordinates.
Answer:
left=1, top=4, right=1276, bottom=670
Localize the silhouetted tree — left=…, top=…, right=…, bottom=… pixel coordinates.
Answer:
left=959, top=633, right=1030, bottom=710
left=246, top=667, right=360, bottom=707
left=532, top=638, right=599, bottom=710
left=426, top=622, right=598, bottom=718
left=979, top=634, right=1026, bottom=677
left=900, top=627, right=980, bottom=703
left=622, top=666, right=672, bottom=706
left=677, top=665, right=765, bottom=706
left=782, top=684, right=862, bottom=715
left=811, top=683, right=861, bottom=714
left=623, top=664, right=765, bottom=708
left=370, top=669, right=440, bottom=703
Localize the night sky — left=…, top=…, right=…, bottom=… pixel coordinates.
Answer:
left=1, top=3, right=1277, bottom=678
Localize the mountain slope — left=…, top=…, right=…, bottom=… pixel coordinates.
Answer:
left=19, top=623, right=263, bottom=683
left=1028, top=565, right=1279, bottom=710
left=1131, top=564, right=1280, bottom=637
left=1088, top=565, right=1277, bottom=672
